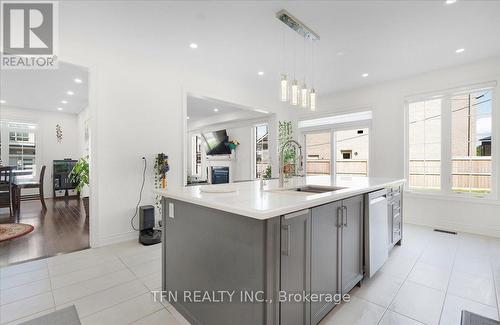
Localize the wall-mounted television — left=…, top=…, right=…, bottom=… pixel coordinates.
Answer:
left=202, top=129, right=231, bottom=155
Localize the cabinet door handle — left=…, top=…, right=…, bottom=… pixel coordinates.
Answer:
left=337, top=207, right=343, bottom=228
left=343, top=206, right=348, bottom=227
left=281, top=225, right=290, bottom=256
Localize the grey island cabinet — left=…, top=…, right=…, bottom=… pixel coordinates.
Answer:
left=157, top=176, right=404, bottom=325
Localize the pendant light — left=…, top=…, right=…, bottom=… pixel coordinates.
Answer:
left=310, top=88, right=316, bottom=111
left=309, top=40, right=317, bottom=111
left=280, top=74, right=288, bottom=102
left=301, top=83, right=308, bottom=108
left=276, top=9, right=320, bottom=110
left=301, top=38, right=308, bottom=108
left=291, top=80, right=299, bottom=106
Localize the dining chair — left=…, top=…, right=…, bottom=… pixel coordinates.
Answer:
left=15, top=165, right=47, bottom=210
left=0, top=166, right=14, bottom=217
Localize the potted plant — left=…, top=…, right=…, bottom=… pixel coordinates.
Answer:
left=227, top=140, right=240, bottom=150
left=154, top=153, right=170, bottom=189
left=70, top=156, right=90, bottom=217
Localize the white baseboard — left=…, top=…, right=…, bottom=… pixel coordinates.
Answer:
left=98, top=230, right=139, bottom=246
left=405, top=219, right=500, bottom=239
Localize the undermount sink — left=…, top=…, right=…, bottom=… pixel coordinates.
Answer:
left=290, top=185, right=346, bottom=193
left=277, top=185, right=347, bottom=194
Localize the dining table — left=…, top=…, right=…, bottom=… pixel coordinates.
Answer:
left=0, top=167, right=38, bottom=214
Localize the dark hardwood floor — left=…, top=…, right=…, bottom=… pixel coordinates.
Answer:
left=0, top=198, right=89, bottom=266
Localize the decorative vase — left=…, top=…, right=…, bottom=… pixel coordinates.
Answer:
left=228, top=143, right=237, bottom=150
left=162, top=177, right=166, bottom=189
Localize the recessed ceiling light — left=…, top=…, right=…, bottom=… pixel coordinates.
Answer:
left=0, top=99, right=5, bottom=104
left=362, top=73, right=369, bottom=78
left=445, top=0, right=457, bottom=4
left=455, top=48, right=465, bottom=53
left=337, top=51, right=344, bottom=56
left=66, top=91, right=74, bottom=95
left=213, top=108, right=219, bottom=112
left=57, top=107, right=63, bottom=111
left=189, top=43, right=198, bottom=49
left=61, top=100, right=68, bottom=104
left=257, top=71, right=264, bottom=76
left=186, top=116, right=190, bottom=120
left=73, top=78, right=82, bottom=84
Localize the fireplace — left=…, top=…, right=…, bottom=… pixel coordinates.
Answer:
left=211, top=166, right=230, bottom=184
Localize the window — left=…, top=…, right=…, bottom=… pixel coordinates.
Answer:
left=341, top=150, right=352, bottom=159
left=8, top=129, right=37, bottom=173
left=408, top=99, right=442, bottom=190
left=406, top=84, right=494, bottom=196
left=305, top=132, right=331, bottom=175
left=255, top=124, right=269, bottom=178
left=304, top=127, right=370, bottom=177
left=451, top=90, right=492, bottom=194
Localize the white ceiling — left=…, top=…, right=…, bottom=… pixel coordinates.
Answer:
left=0, top=62, right=89, bottom=114
left=3, top=1, right=500, bottom=116
left=159, top=1, right=500, bottom=100
left=187, top=95, right=269, bottom=129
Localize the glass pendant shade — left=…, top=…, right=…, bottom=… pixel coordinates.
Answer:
left=301, top=83, right=308, bottom=108
left=280, top=74, right=289, bottom=102
left=309, top=88, right=316, bottom=111
left=291, top=80, right=299, bottom=106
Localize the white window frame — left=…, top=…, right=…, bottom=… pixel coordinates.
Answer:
left=300, top=119, right=372, bottom=178
left=253, top=123, right=269, bottom=179
left=404, top=81, right=497, bottom=200
left=190, top=134, right=202, bottom=177
left=0, top=120, right=39, bottom=176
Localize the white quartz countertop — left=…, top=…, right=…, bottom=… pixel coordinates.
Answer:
left=155, top=176, right=405, bottom=220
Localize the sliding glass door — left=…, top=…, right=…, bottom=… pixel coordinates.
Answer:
left=304, top=127, right=369, bottom=177
left=335, top=128, right=369, bottom=177
left=305, top=131, right=332, bottom=176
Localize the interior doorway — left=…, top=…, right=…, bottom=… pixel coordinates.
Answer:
left=0, top=62, right=91, bottom=266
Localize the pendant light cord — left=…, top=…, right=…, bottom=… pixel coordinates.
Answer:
left=311, top=41, right=315, bottom=88
left=303, top=37, right=307, bottom=84
left=282, top=27, right=286, bottom=73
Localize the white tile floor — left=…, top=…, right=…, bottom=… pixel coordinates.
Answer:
left=0, top=240, right=186, bottom=325
left=321, top=225, right=500, bottom=325
left=0, top=224, right=499, bottom=325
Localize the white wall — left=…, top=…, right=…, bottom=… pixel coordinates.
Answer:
left=291, top=56, right=500, bottom=238
left=227, top=126, right=253, bottom=181
left=58, top=2, right=291, bottom=246
left=0, top=106, right=80, bottom=198
left=77, top=107, right=90, bottom=157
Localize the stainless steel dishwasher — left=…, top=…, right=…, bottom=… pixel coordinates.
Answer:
left=364, top=188, right=389, bottom=277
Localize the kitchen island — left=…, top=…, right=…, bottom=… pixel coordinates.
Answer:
left=156, top=175, right=404, bottom=325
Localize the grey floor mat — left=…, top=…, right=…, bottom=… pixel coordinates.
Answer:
left=20, top=306, right=81, bottom=325
left=462, top=310, right=500, bottom=325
